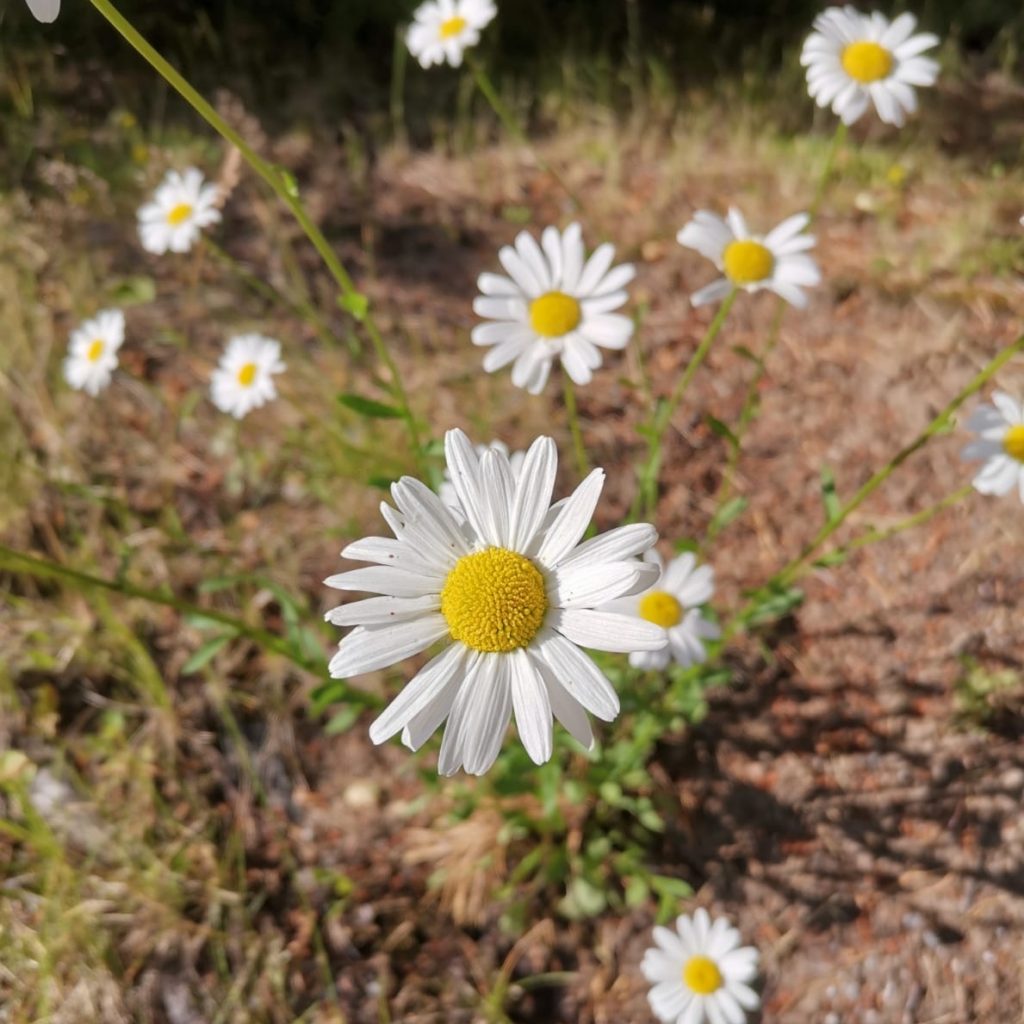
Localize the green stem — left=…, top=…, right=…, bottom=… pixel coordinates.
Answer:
left=562, top=375, right=590, bottom=477
left=809, top=120, right=848, bottom=219
left=466, top=54, right=583, bottom=213
left=727, top=333, right=1024, bottom=635
left=87, top=0, right=425, bottom=472
left=831, top=483, right=974, bottom=560
left=635, top=290, right=737, bottom=518
left=0, top=545, right=377, bottom=709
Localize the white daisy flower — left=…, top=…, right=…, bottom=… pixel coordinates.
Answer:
left=138, top=168, right=221, bottom=255
left=438, top=440, right=526, bottom=508
left=605, top=550, right=720, bottom=672
left=801, top=7, right=940, bottom=127
left=325, top=429, right=667, bottom=776
left=63, top=309, right=125, bottom=397
left=641, top=908, right=760, bottom=1024
left=407, top=0, right=497, bottom=69
left=961, top=392, right=1024, bottom=502
left=209, top=334, right=286, bottom=419
left=25, top=0, right=60, bottom=21
left=472, top=223, right=636, bottom=395
left=677, top=208, right=820, bottom=309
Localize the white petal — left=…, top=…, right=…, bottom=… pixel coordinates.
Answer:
left=551, top=608, right=667, bottom=654
left=324, top=565, right=444, bottom=597
left=690, top=278, right=733, bottom=307
left=548, top=561, right=650, bottom=609
left=509, top=435, right=558, bottom=551
left=368, top=643, right=469, bottom=743
left=509, top=648, right=552, bottom=765
left=438, top=654, right=511, bottom=776
left=328, top=615, right=449, bottom=677
left=325, top=593, right=440, bottom=626
left=535, top=469, right=605, bottom=567
left=534, top=629, right=620, bottom=720
left=537, top=661, right=594, bottom=749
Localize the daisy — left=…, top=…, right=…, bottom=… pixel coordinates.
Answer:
left=24, top=0, right=59, bottom=21
left=961, top=392, right=1024, bottom=503
left=209, top=334, right=286, bottom=419
left=641, top=908, right=760, bottom=1024
left=63, top=309, right=125, bottom=396
left=407, top=0, right=497, bottom=69
left=438, top=439, right=526, bottom=508
left=801, top=7, right=940, bottom=127
left=138, top=168, right=221, bottom=255
left=325, top=429, right=667, bottom=776
left=472, top=223, right=636, bottom=395
left=677, top=208, right=820, bottom=309
left=605, top=551, right=720, bottom=672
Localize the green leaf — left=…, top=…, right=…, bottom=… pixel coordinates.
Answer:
left=338, top=292, right=369, bottom=322
left=706, top=415, right=739, bottom=447
left=624, top=875, right=650, bottom=908
left=181, top=634, right=232, bottom=674
left=820, top=466, right=841, bottom=523
left=367, top=475, right=395, bottom=491
left=337, top=393, right=403, bottom=419
left=324, top=705, right=361, bottom=736
left=108, top=275, right=156, bottom=306
left=673, top=537, right=700, bottom=554
left=708, top=496, right=748, bottom=535
left=732, top=344, right=761, bottom=364
left=277, top=167, right=300, bottom=198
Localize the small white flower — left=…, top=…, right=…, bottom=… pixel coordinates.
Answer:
left=325, top=429, right=667, bottom=776
left=63, top=309, right=125, bottom=396
left=961, top=392, right=1024, bottom=502
left=24, top=0, right=59, bottom=21
left=138, top=168, right=221, bottom=255
left=605, top=550, right=720, bottom=671
left=677, top=208, right=820, bottom=308
left=210, top=334, right=286, bottom=419
left=801, top=7, right=939, bottom=127
left=438, top=440, right=526, bottom=508
left=642, top=908, right=760, bottom=1024
left=407, top=0, right=497, bottom=68
left=472, top=223, right=635, bottom=395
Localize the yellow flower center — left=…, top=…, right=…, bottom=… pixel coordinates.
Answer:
left=1004, top=425, right=1024, bottom=463
left=638, top=590, right=683, bottom=629
left=166, top=202, right=193, bottom=226
left=440, top=548, right=548, bottom=653
left=723, top=240, right=774, bottom=286
left=236, top=362, right=258, bottom=388
left=439, top=15, right=467, bottom=39
left=841, top=40, right=894, bottom=83
left=683, top=955, right=723, bottom=996
left=86, top=339, right=105, bottom=362
left=529, top=291, right=582, bottom=338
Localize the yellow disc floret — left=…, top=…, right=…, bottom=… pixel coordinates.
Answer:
left=441, top=547, right=547, bottom=653
left=723, top=240, right=774, bottom=286
left=166, top=202, right=194, bottom=226
left=439, top=15, right=467, bottom=39
left=86, top=339, right=105, bottom=362
left=841, top=40, right=894, bottom=83
left=638, top=590, right=683, bottom=629
left=530, top=291, right=582, bottom=338
left=1004, top=425, right=1024, bottom=463
left=237, top=362, right=258, bottom=388
left=683, top=955, right=723, bottom=995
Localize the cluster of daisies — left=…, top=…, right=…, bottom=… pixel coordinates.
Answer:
left=62, top=167, right=285, bottom=420
left=33, top=0, right=1024, bottom=1020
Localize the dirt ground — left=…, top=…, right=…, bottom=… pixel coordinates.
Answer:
left=2, top=78, right=1024, bottom=1023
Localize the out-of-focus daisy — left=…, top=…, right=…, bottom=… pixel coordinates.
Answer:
left=24, top=0, right=60, bottom=21
left=472, top=223, right=635, bottom=395
left=407, top=0, right=497, bottom=69
left=961, top=392, right=1024, bottom=503
left=642, top=908, right=760, bottom=1024
left=801, top=7, right=939, bottom=127
left=63, top=309, right=125, bottom=396
left=438, top=439, right=526, bottom=508
left=677, top=208, right=820, bottom=309
left=605, top=550, right=719, bottom=671
left=210, top=334, right=285, bottom=419
left=325, top=429, right=666, bottom=775
left=138, top=168, right=221, bottom=255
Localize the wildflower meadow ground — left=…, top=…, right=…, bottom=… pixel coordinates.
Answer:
left=1, top=1, right=1023, bottom=1021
